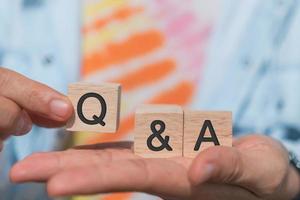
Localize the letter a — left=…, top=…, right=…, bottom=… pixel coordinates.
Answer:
left=194, top=120, right=220, bottom=151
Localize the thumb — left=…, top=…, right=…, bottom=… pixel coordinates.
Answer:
left=188, top=146, right=246, bottom=184
left=187, top=141, right=288, bottom=198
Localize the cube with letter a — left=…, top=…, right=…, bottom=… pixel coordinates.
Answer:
left=66, top=82, right=121, bottom=133
left=183, top=111, right=232, bottom=158
left=134, top=104, right=183, bottom=158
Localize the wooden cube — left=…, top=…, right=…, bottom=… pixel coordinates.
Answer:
left=134, top=104, right=183, bottom=158
left=184, top=111, right=232, bottom=158
left=66, top=82, right=121, bottom=133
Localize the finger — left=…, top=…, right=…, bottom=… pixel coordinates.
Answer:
left=188, top=136, right=288, bottom=197
left=46, top=158, right=191, bottom=198
left=28, top=112, right=69, bottom=128
left=13, top=110, right=32, bottom=136
left=0, top=96, right=32, bottom=138
left=10, top=148, right=136, bottom=182
left=188, top=146, right=243, bottom=185
left=0, top=67, right=73, bottom=123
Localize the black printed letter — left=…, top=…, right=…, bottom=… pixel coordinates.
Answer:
left=194, top=120, right=220, bottom=151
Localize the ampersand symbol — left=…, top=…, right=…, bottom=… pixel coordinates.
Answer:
left=147, top=120, right=173, bottom=151
left=77, top=92, right=107, bottom=126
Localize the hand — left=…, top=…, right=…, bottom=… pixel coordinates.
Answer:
left=10, top=135, right=300, bottom=200
left=0, top=67, right=73, bottom=150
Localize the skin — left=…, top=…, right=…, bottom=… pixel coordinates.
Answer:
left=0, top=67, right=73, bottom=147
left=0, top=67, right=299, bottom=199
left=10, top=136, right=300, bottom=200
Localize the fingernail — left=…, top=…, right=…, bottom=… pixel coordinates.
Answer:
left=14, top=114, right=32, bottom=136
left=196, top=164, right=215, bottom=184
left=50, top=99, right=71, bottom=119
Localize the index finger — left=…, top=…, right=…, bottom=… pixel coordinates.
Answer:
left=47, top=158, right=191, bottom=198
left=0, top=67, right=73, bottom=122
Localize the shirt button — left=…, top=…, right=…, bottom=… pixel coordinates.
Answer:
left=277, top=99, right=284, bottom=111
left=241, top=57, right=251, bottom=69
left=23, top=0, right=43, bottom=8
left=42, top=55, right=54, bottom=66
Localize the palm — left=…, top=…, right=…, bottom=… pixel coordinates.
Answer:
left=10, top=136, right=295, bottom=200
